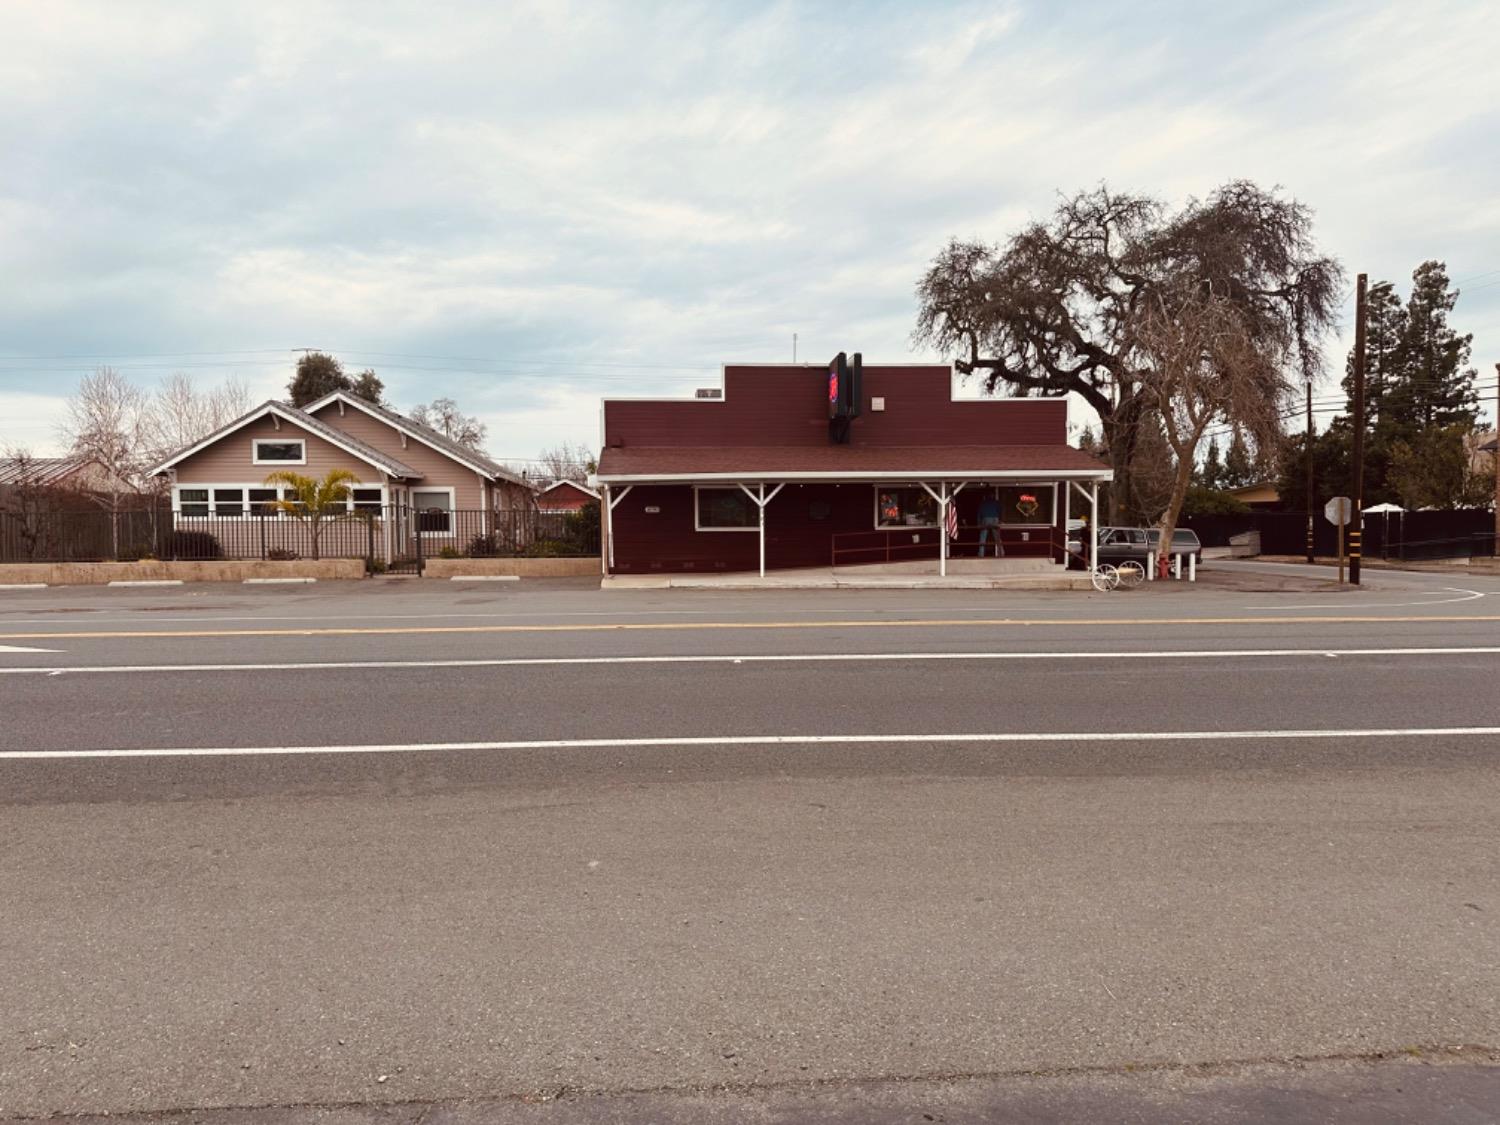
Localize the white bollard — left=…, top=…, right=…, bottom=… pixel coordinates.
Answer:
left=1173, top=553, right=1182, bottom=580
left=1188, top=553, right=1196, bottom=582
left=1147, top=550, right=1156, bottom=580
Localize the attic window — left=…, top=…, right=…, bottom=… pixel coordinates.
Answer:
left=253, top=439, right=306, bottom=464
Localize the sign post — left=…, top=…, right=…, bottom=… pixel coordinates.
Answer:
left=1325, top=496, right=1353, bottom=584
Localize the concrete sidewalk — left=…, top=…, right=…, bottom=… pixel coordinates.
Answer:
left=604, top=558, right=1094, bottom=590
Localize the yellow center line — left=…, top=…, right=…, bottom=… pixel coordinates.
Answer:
left=2, top=613, right=1500, bottom=641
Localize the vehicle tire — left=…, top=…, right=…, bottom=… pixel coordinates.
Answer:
left=1115, top=560, right=1146, bottom=588
left=1090, top=564, right=1120, bottom=592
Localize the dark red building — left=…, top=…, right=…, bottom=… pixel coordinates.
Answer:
left=595, top=362, right=1111, bottom=576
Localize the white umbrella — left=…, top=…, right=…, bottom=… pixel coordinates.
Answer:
left=1362, top=503, right=1405, bottom=557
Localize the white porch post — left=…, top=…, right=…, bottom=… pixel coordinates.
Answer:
left=758, top=483, right=766, bottom=577
left=1090, top=482, right=1099, bottom=573
left=920, top=481, right=965, bottom=577
left=603, top=485, right=633, bottom=575
left=737, top=482, right=784, bottom=578
left=601, top=485, right=611, bottom=575
left=1061, top=481, right=1070, bottom=567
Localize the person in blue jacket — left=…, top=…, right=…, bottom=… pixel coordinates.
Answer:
left=977, top=491, right=1004, bottom=557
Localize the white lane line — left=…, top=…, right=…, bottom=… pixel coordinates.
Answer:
left=1245, top=587, right=1486, bottom=611
left=5, top=646, right=1500, bottom=676
left=6, top=726, right=1500, bottom=760
left=0, top=644, right=61, bottom=654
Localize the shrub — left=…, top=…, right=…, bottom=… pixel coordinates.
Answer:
left=523, top=538, right=572, bottom=558
left=467, top=532, right=501, bottom=558
left=163, top=529, right=224, bottom=560
left=438, top=545, right=463, bottom=559
left=266, top=547, right=300, bottom=561
left=366, top=557, right=388, bottom=575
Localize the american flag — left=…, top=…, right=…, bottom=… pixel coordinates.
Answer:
left=945, top=501, right=958, bottom=541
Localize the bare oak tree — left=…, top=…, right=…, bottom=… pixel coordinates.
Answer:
left=141, top=372, right=252, bottom=467
left=410, top=397, right=487, bottom=450
left=1132, top=282, right=1288, bottom=559
left=914, top=180, right=1341, bottom=522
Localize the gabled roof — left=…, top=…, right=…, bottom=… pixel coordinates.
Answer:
left=537, top=479, right=599, bottom=499
left=595, top=444, right=1112, bottom=482
left=146, top=401, right=422, bottom=479
left=0, top=454, right=96, bottom=487
left=304, top=391, right=525, bottom=485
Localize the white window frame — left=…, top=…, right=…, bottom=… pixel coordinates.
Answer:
left=873, top=484, right=938, bottom=530
left=411, top=486, right=457, bottom=536
left=173, top=482, right=384, bottom=521
left=693, top=485, right=758, bottom=532
left=251, top=438, right=307, bottom=466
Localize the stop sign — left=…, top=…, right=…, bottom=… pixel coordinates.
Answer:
left=1324, top=496, right=1353, bottom=524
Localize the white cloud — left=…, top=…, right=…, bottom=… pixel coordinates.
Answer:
left=1, top=0, right=1498, bottom=460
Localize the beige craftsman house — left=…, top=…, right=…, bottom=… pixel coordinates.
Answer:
left=149, top=391, right=530, bottom=558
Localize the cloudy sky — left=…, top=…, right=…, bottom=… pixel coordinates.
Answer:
left=3, top=0, right=1498, bottom=466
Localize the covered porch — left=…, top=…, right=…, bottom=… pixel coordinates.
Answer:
left=595, top=459, right=1113, bottom=580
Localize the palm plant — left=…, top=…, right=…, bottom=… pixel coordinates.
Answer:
left=262, top=468, right=359, bottom=560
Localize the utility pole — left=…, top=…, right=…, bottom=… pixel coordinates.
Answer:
left=1494, top=363, right=1499, bottom=548
left=1305, top=380, right=1315, bottom=564
left=1350, top=274, right=1367, bottom=585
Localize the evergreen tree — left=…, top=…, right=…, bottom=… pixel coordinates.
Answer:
left=288, top=352, right=352, bottom=407
left=1388, top=260, right=1478, bottom=432
left=350, top=369, right=387, bottom=406
left=1199, top=434, right=1224, bottom=490
left=1222, top=430, right=1254, bottom=489
left=1342, top=281, right=1406, bottom=432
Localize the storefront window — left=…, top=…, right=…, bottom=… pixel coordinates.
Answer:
left=696, top=488, right=757, bottom=530
left=997, top=485, right=1054, bottom=525
left=875, top=486, right=937, bottom=528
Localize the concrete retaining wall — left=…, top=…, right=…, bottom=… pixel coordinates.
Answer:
left=422, top=557, right=601, bottom=578
left=0, top=559, right=365, bottom=586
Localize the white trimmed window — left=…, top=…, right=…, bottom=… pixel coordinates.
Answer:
left=695, top=487, right=757, bottom=531
left=174, top=483, right=384, bottom=519
left=252, top=438, right=306, bottom=465
left=412, top=488, right=455, bottom=534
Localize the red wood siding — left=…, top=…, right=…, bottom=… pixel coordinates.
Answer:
left=609, top=482, right=1060, bottom=573
left=604, top=366, right=1066, bottom=450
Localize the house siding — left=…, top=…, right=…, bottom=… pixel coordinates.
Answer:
left=308, top=404, right=488, bottom=509
left=609, top=482, right=1061, bottom=573
left=171, top=415, right=383, bottom=484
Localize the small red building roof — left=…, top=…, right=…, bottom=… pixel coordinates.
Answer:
left=596, top=443, right=1109, bottom=482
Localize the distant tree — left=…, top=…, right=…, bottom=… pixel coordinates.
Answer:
left=914, top=180, right=1341, bottom=522
left=410, top=397, right=487, bottom=450
left=262, top=468, right=359, bottom=560
left=350, top=369, right=387, bottom=406
left=1180, top=484, right=1251, bottom=517
left=59, top=366, right=148, bottom=557
left=1198, top=434, right=1224, bottom=490
left=1222, top=430, right=1255, bottom=489
left=141, top=372, right=252, bottom=467
left=537, top=441, right=596, bottom=484
left=1389, top=423, right=1494, bottom=510
left=288, top=352, right=352, bottom=407
left=1386, top=261, right=1478, bottom=433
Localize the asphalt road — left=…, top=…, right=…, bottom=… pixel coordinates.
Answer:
left=1, top=561, right=1498, bottom=1120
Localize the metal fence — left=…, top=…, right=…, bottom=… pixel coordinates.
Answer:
left=0, top=506, right=600, bottom=572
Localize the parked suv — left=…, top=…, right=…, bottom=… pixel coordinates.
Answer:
left=1067, top=526, right=1202, bottom=569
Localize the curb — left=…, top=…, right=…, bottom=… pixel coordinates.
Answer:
left=0, top=583, right=48, bottom=590
left=106, top=580, right=184, bottom=587
left=448, top=575, right=521, bottom=582
left=243, top=578, right=319, bottom=584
